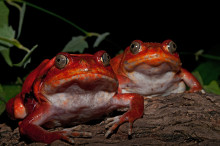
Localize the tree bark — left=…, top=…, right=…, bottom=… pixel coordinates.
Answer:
left=1, top=93, right=220, bottom=145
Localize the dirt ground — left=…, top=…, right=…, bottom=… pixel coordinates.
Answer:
left=1, top=92, right=220, bottom=145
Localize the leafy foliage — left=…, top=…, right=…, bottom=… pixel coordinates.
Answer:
left=62, top=32, right=110, bottom=53
left=93, top=32, right=110, bottom=48
left=0, top=1, right=9, bottom=27
left=62, top=36, right=88, bottom=53
left=0, top=83, right=22, bottom=115
left=193, top=59, right=220, bottom=95
left=0, top=1, right=36, bottom=67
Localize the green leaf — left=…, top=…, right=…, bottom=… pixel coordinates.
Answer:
left=0, top=25, right=16, bottom=66
left=14, top=45, right=38, bottom=67
left=193, top=61, right=220, bottom=85
left=0, top=25, right=16, bottom=47
left=2, top=84, right=22, bottom=101
left=0, top=102, right=5, bottom=115
left=0, top=48, right=13, bottom=66
left=204, top=80, right=220, bottom=95
left=93, top=32, right=110, bottom=48
left=0, top=83, right=22, bottom=115
left=0, top=1, right=9, bottom=27
left=0, top=83, right=21, bottom=115
left=62, top=36, right=88, bottom=53
left=192, top=71, right=204, bottom=86
left=17, top=3, right=26, bottom=39
left=0, top=84, right=6, bottom=115
left=0, top=84, right=5, bottom=97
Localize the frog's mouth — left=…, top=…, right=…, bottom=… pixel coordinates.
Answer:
left=123, top=54, right=182, bottom=73
left=42, top=73, right=118, bottom=94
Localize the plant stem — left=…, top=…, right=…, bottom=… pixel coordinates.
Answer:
left=13, top=0, right=89, bottom=35
left=0, top=36, right=30, bottom=52
left=6, top=0, right=22, bottom=11
left=201, top=54, right=220, bottom=61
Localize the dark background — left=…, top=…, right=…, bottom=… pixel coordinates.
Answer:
left=2, top=1, right=220, bottom=82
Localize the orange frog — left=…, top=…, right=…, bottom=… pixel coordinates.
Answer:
left=6, top=51, right=144, bottom=144
left=111, top=40, right=204, bottom=97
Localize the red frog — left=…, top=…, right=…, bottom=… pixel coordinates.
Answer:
left=6, top=51, right=144, bottom=144
left=111, top=40, right=204, bottom=97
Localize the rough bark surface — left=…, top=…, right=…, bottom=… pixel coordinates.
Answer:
left=1, top=93, right=220, bottom=145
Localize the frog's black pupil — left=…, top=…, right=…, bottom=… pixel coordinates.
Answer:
left=102, top=53, right=110, bottom=66
left=134, top=47, right=138, bottom=51
left=57, top=58, right=60, bottom=62
left=131, top=44, right=135, bottom=49
left=104, top=53, right=109, bottom=62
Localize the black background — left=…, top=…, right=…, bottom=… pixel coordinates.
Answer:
left=2, top=1, right=220, bottom=82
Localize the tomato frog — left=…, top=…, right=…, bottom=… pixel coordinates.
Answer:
left=6, top=51, right=144, bottom=144
left=110, top=40, right=204, bottom=97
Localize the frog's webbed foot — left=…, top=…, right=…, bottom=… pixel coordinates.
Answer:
left=62, top=126, right=92, bottom=138
left=61, top=126, right=92, bottom=143
left=105, top=93, right=144, bottom=138
left=104, top=115, right=122, bottom=137
left=104, top=111, right=139, bottom=138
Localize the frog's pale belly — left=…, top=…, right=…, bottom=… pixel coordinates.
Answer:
left=121, top=71, right=186, bottom=97
left=42, top=85, right=116, bottom=127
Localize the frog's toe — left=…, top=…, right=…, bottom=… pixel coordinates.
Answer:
left=60, top=135, right=75, bottom=144
left=104, top=116, right=122, bottom=138
left=62, top=127, right=92, bottom=138
left=105, top=115, right=121, bottom=128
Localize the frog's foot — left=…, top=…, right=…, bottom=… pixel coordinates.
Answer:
left=104, top=93, right=144, bottom=138
left=62, top=126, right=92, bottom=138
left=19, top=122, right=92, bottom=144
left=105, top=115, right=123, bottom=137
left=104, top=111, right=137, bottom=138
left=49, top=126, right=92, bottom=144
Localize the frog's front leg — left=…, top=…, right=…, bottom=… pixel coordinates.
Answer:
left=180, top=68, right=205, bottom=93
left=105, top=93, right=144, bottom=137
left=18, top=103, right=88, bottom=144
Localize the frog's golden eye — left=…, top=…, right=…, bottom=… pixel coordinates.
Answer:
left=130, top=41, right=141, bottom=54
left=167, top=41, right=177, bottom=54
left=55, top=54, right=69, bottom=69
left=101, top=52, right=111, bottom=66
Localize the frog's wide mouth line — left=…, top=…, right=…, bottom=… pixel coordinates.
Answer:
left=124, top=54, right=181, bottom=72
left=56, top=67, right=116, bottom=79
left=42, top=73, right=118, bottom=94
left=70, top=73, right=117, bottom=83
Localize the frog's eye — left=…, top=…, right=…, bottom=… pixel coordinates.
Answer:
left=130, top=41, right=141, bottom=54
left=101, top=52, right=111, bottom=66
left=55, top=54, right=69, bottom=69
left=167, top=41, right=177, bottom=54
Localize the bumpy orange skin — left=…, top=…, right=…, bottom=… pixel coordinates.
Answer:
left=111, top=40, right=203, bottom=96
left=6, top=51, right=144, bottom=144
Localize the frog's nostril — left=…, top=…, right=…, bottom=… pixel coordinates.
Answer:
left=79, top=59, right=90, bottom=72
left=83, top=68, right=89, bottom=72
left=80, top=59, right=88, bottom=65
